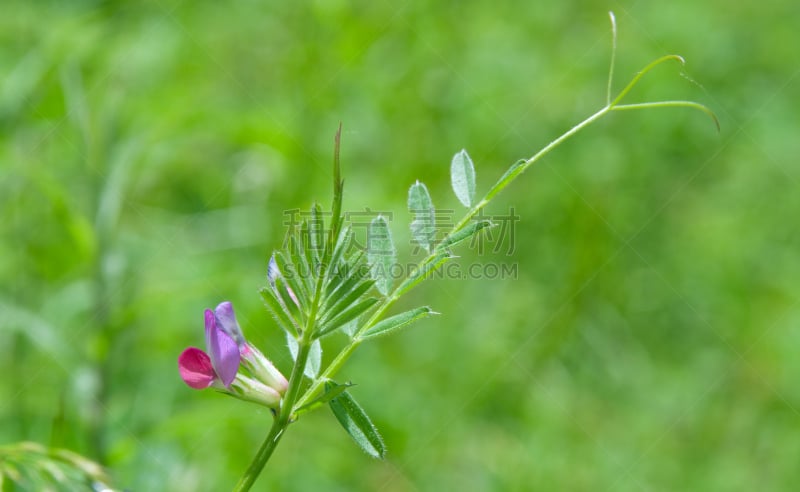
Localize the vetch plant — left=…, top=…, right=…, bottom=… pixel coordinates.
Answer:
left=177, top=13, right=717, bottom=491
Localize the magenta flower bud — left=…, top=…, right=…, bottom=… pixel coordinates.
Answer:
left=177, top=347, right=220, bottom=390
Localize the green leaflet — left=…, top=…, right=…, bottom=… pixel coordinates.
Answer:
left=436, top=220, right=495, bottom=252
left=450, top=149, right=476, bottom=207
left=328, top=383, right=386, bottom=459
left=273, top=250, right=309, bottom=311
left=324, top=253, right=370, bottom=310
left=274, top=276, right=303, bottom=325
left=309, top=204, right=325, bottom=268
left=317, top=297, right=378, bottom=338
left=367, top=216, right=396, bottom=296
left=408, top=181, right=435, bottom=252
left=341, top=317, right=359, bottom=337
left=288, top=232, right=314, bottom=293
left=286, top=334, right=322, bottom=379
left=361, top=306, right=436, bottom=340
left=259, top=287, right=299, bottom=337
left=320, top=277, right=375, bottom=325
left=323, top=224, right=353, bottom=293
left=300, top=220, right=316, bottom=277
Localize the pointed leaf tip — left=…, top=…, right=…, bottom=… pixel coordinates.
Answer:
left=329, top=386, right=386, bottom=459
left=361, top=306, right=436, bottom=340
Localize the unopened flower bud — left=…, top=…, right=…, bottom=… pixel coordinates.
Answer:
left=242, top=344, right=289, bottom=395
left=229, top=373, right=282, bottom=409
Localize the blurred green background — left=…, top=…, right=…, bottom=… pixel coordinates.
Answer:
left=1, top=0, right=798, bottom=490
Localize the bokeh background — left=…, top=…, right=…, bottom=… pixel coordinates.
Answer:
left=2, top=0, right=798, bottom=490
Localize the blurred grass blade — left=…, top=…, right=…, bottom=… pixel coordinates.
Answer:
left=450, top=149, right=476, bottom=207
left=408, top=181, right=435, bottom=252
left=0, top=441, right=115, bottom=491
left=367, top=216, right=396, bottom=295
left=361, top=306, right=436, bottom=340
left=96, top=139, right=140, bottom=238
left=60, top=63, right=91, bottom=151
left=0, top=299, right=75, bottom=364
left=0, top=50, right=47, bottom=118
left=328, top=384, right=386, bottom=459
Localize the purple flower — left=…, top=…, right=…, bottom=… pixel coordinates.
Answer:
left=178, top=309, right=240, bottom=389
left=178, top=301, right=288, bottom=408
left=212, top=301, right=289, bottom=394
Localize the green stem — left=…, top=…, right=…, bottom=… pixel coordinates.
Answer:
left=235, top=206, right=336, bottom=490
left=230, top=415, right=284, bottom=492
left=452, top=105, right=611, bottom=234
left=232, top=338, right=311, bottom=492
left=610, top=54, right=685, bottom=106
left=612, top=101, right=720, bottom=131
left=606, top=11, right=617, bottom=106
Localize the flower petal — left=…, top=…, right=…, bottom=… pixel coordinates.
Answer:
left=206, top=310, right=240, bottom=388
left=204, top=309, right=216, bottom=355
left=178, top=347, right=216, bottom=389
left=215, top=301, right=245, bottom=346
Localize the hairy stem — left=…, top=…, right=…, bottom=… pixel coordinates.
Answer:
left=235, top=221, right=332, bottom=489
